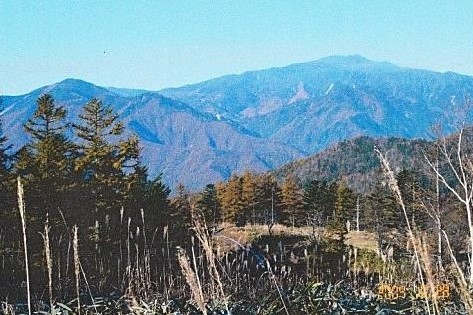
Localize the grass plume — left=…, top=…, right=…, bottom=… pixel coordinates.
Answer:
left=17, top=177, right=31, bottom=315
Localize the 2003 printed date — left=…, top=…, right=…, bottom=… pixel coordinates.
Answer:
left=377, top=283, right=451, bottom=300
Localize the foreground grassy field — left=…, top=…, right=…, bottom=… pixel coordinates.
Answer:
left=0, top=223, right=469, bottom=315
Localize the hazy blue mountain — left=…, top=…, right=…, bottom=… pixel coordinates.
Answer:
left=0, top=79, right=302, bottom=190
left=161, top=55, right=473, bottom=153
left=2, top=56, right=473, bottom=190
left=1, top=78, right=121, bottom=148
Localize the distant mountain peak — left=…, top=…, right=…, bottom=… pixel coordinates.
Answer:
left=58, top=78, right=92, bottom=85
left=49, top=78, right=102, bottom=91
left=39, top=78, right=116, bottom=100
left=312, top=55, right=397, bottom=70
left=318, top=54, right=369, bottom=64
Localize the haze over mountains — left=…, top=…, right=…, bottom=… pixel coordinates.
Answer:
left=2, top=55, right=473, bottom=189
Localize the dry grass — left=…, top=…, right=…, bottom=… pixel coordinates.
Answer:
left=42, top=216, right=53, bottom=309
left=214, top=223, right=378, bottom=253
left=345, top=231, right=378, bottom=252
left=17, top=177, right=31, bottom=315
left=73, top=225, right=80, bottom=315
left=178, top=248, right=206, bottom=314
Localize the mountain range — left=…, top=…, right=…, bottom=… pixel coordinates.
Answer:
left=1, top=55, right=473, bottom=189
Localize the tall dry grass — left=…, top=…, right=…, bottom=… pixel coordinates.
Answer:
left=17, top=177, right=31, bottom=315
left=178, top=247, right=207, bottom=314
left=73, top=225, right=80, bottom=314
left=375, top=149, right=435, bottom=313
left=376, top=147, right=473, bottom=314
left=41, top=215, right=53, bottom=309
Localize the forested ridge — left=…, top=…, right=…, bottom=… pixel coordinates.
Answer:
left=274, top=136, right=433, bottom=193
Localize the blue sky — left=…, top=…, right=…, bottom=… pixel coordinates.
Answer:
left=1, top=1, right=472, bottom=95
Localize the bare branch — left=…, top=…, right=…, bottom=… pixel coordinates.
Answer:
left=423, top=153, right=467, bottom=204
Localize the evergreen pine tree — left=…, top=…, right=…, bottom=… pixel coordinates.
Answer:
left=396, top=169, right=427, bottom=230
left=303, top=180, right=331, bottom=227
left=0, top=110, right=14, bottom=213
left=377, top=183, right=399, bottom=229
left=0, top=115, right=12, bottom=189
left=169, top=183, right=192, bottom=240
left=144, top=174, right=170, bottom=224
left=364, top=181, right=400, bottom=250
left=195, top=183, right=221, bottom=226
left=325, top=181, right=338, bottom=223
left=74, top=98, right=141, bottom=214
left=0, top=121, right=10, bottom=179
left=329, top=181, right=355, bottom=239
left=18, top=94, right=74, bottom=215
left=253, top=173, right=280, bottom=225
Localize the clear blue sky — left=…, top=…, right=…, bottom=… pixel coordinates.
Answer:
left=1, top=1, right=472, bottom=95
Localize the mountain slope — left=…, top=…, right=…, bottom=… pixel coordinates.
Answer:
left=3, top=56, right=473, bottom=190
left=161, top=55, right=473, bottom=153
left=273, top=136, right=432, bottom=193
left=1, top=79, right=303, bottom=190
left=274, top=127, right=473, bottom=194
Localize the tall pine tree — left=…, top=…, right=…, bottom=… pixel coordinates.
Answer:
left=74, top=98, right=141, bottom=214
left=169, top=183, right=193, bottom=241
left=396, top=169, right=427, bottom=230
left=18, top=94, right=74, bottom=216
left=253, top=173, right=280, bottom=226
left=0, top=112, right=12, bottom=199
left=195, top=183, right=221, bottom=226
left=329, top=181, right=355, bottom=240
left=0, top=106, right=14, bottom=219
left=303, top=180, right=332, bottom=227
